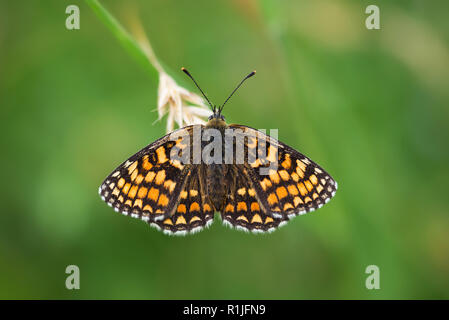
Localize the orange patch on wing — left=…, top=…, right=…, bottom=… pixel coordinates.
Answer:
left=142, top=156, right=153, bottom=170
left=117, top=178, right=125, bottom=188
left=130, top=169, right=138, bottom=182
left=225, top=204, right=234, bottom=213
left=181, top=191, right=188, bottom=199
left=296, top=160, right=306, bottom=173
left=316, top=185, right=324, bottom=193
left=281, top=154, right=291, bottom=169
left=251, top=214, right=263, bottom=223
left=267, top=146, right=278, bottom=163
left=304, top=197, right=312, bottom=203
left=133, top=199, right=142, bottom=209
left=137, top=187, right=148, bottom=198
left=135, top=174, right=144, bottom=184
left=164, top=180, right=176, bottom=192
left=283, top=203, right=294, bottom=210
left=147, top=187, right=159, bottom=201
left=156, top=146, right=168, bottom=164
left=248, top=188, right=256, bottom=197
left=125, top=200, right=132, bottom=207
left=189, top=189, right=198, bottom=197
left=157, top=194, right=169, bottom=206
left=260, top=178, right=272, bottom=191
left=171, top=159, right=184, bottom=170
left=267, top=193, right=278, bottom=205
left=127, top=161, right=138, bottom=174
left=265, top=216, right=274, bottom=224
left=189, top=202, right=200, bottom=212
left=251, top=202, right=260, bottom=211
left=287, top=185, right=299, bottom=195
left=276, top=186, right=288, bottom=200
left=112, top=187, right=120, bottom=197
left=177, top=204, right=186, bottom=213
left=237, top=202, right=248, bottom=212
left=293, top=196, right=303, bottom=206
left=118, top=195, right=124, bottom=203
left=143, top=205, right=153, bottom=213
left=122, top=183, right=131, bottom=195
left=291, top=172, right=300, bottom=182
left=163, top=218, right=173, bottom=225
left=203, top=204, right=212, bottom=212
left=269, top=171, right=281, bottom=184
left=309, top=174, right=318, bottom=185
left=128, top=185, right=138, bottom=199
left=297, top=183, right=308, bottom=196
left=279, top=170, right=290, bottom=181
left=313, top=193, right=319, bottom=200
left=145, top=171, right=156, bottom=183
left=190, top=216, right=201, bottom=223
left=175, top=216, right=187, bottom=225
left=155, top=170, right=166, bottom=185
left=237, top=188, right=246, bottom=196
left=304, top=180, right=313, bottom=192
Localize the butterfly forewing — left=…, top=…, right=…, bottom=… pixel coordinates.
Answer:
left=99, top=126, right=198, bottom=222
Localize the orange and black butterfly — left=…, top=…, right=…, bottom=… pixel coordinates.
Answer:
left=99, top=68, right=337, bottom=235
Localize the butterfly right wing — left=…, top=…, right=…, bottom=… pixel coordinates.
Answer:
left=220, top=165, right=289, bottom=233
left=229, top=124, right=338, bottom=220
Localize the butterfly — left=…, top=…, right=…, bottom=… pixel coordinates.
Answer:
left=99, top=68, right=337, bottom=235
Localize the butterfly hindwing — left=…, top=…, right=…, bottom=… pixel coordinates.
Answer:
left=151, top=166, right=215, bottom=235
left=99, top=126, right=198, bottom=222
left=220, top=165, right=289, bottom=233
left=229, top=124, right=338, bottom=220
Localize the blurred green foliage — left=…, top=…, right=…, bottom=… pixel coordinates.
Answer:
left=1, top=0, right=448, bottom=299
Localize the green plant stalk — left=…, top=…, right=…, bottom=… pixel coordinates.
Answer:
left=85, top=0, right=159, bottom=82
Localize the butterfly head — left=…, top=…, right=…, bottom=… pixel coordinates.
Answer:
left=206, top=108, right=227, bottom=128
left=181, top=67, right=256, bottom=126
left=208, top=106, right=226, bottom=121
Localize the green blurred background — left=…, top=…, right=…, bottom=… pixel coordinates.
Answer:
left=1, top=0, right=448, bottom=299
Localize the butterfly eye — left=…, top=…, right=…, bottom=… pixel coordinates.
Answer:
left=208, top=115, right=214, bottom=121
left=220, top=115, right=226, bottom=121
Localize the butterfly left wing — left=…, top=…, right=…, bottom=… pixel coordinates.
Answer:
left=150, top=165, right=215, bottom=235
left=99, top=126, right=197, bottom=222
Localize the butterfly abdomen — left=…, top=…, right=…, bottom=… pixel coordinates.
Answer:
left=205, top=164, right=228, bottom=211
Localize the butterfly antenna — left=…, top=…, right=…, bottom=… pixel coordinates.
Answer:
left=181, top=67, right=215, bottom=112
left=219, top=70, right=256, bottom=113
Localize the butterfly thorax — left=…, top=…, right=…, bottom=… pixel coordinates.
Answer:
left=205, top=117, right=227, bottom=129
